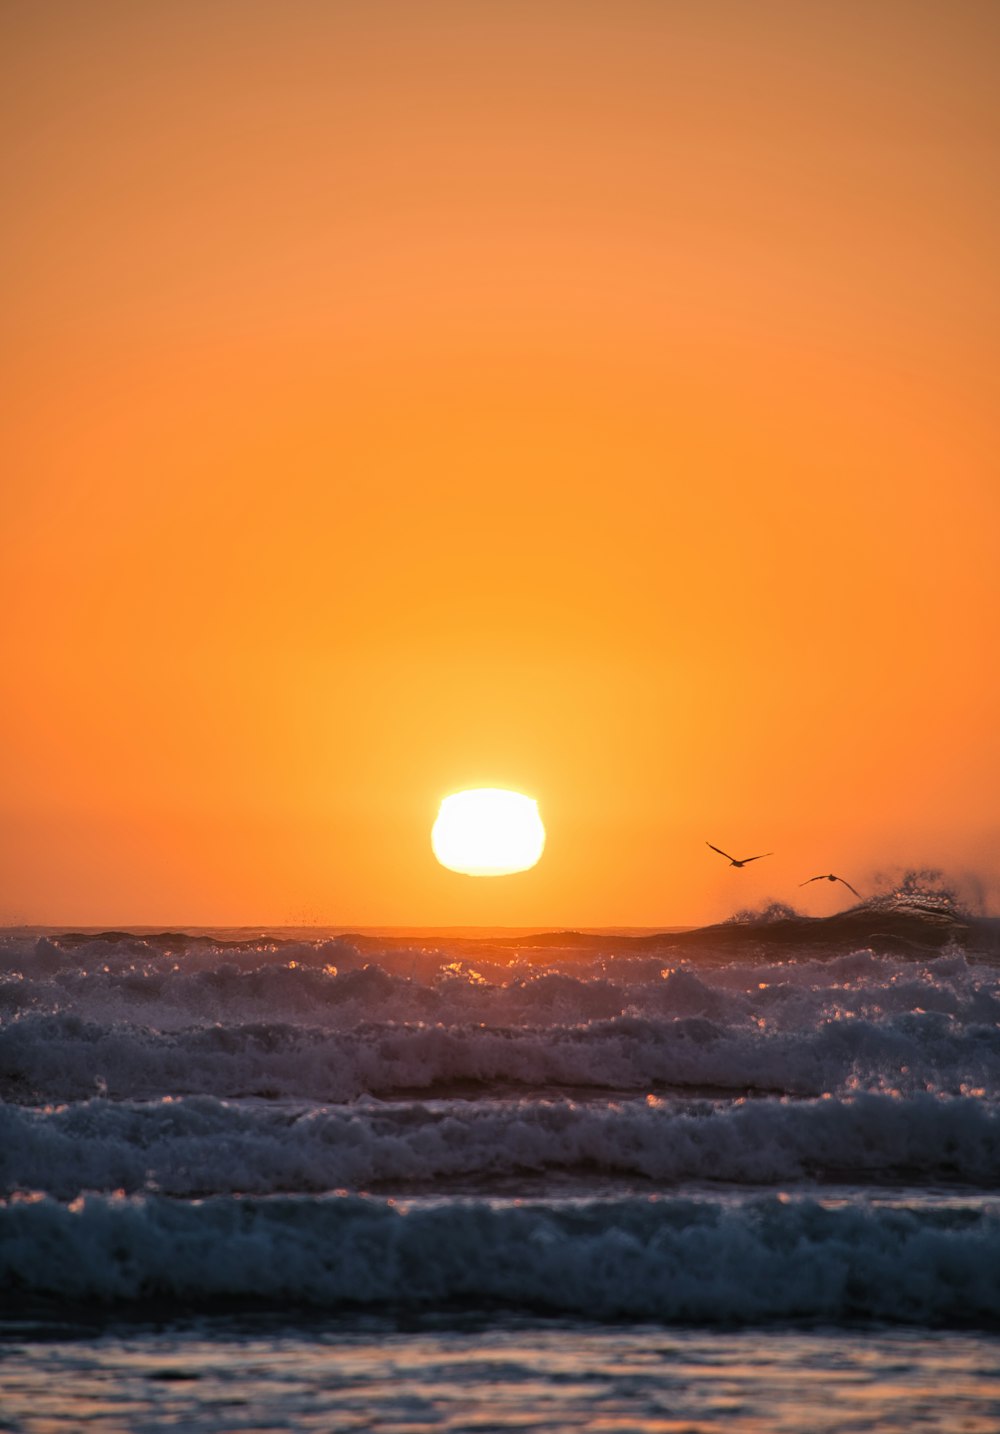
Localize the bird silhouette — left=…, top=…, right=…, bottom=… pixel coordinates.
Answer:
left=706, top=842, right=773, bottom=868
left=799, top=873, right=861, bottom=898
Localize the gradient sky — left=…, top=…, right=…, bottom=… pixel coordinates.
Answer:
left=2, top=0, right=998, bottom=927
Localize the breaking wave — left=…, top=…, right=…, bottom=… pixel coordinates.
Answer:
left=2, top=893, right=997, bottom=1329
left=2, top=1190, right=998, bottom=1326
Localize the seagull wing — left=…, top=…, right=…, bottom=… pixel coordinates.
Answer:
left=742, top=853, right=773, bottom=863
left=706, top=842, right=737, bottom=862
left=836, top=877, right=862, bottom=898
left=799, top=876, right=825, bottom=886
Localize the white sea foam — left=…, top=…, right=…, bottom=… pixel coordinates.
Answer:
left=2, top=1089, right=998, bottom=1199
left=2, top=926, right=997, bottom=1329
left=2, top=1004, right=998, bottom=1106
left=2, top=1190, right=999, bottom=1325
left=2, top=934, right=998, bottom=1102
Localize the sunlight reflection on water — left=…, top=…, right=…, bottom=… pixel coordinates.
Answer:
left=2, top=1323, right=999, bottom=1433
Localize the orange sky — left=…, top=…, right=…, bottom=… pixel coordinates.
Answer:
left=2, top=0, right=998, bottom=927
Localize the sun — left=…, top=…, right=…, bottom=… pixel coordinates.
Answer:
left=432, top=788, right=546, bottom=877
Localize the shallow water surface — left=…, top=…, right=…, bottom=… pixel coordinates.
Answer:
left=2, top=1322, right=999, bottom=1433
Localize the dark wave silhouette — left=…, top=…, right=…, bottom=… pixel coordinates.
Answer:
left=32, top=872, right=996, bottom=962
left=47, top=897, right=999, bottom=962
left=494, top=908, right=981, bottom=958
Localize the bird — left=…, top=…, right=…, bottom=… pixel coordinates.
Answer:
left=706, top=842, right=773, bottom=868
left=799, top=873, right=861, bottom=898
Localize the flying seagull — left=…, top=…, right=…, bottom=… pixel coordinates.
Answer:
left=799, top=873, right=861, bottom=898
left=706, top=842, right=773, bottom=868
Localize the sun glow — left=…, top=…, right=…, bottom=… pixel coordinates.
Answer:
left=432, top=789, right=546, bottom=877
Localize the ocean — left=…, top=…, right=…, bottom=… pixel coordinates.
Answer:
left=2, top=886, right=999, bottom=1432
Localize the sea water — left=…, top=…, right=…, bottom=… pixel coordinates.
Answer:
left=2, top=896, right=999, bottom=1431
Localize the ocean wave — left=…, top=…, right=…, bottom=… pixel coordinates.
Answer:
left=5, top=885, right=1000, bottom=984
left=2, top=1090, right=999, bottom=1199
left=2, top=1190, right=998, bottom=1326
left=2, top=1005, right=998, bottom=1106
left=1, top=934, right=997, bottom=1040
